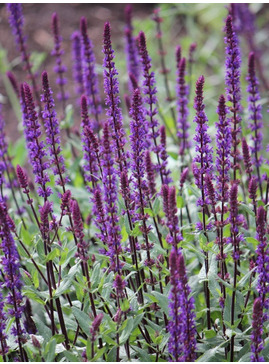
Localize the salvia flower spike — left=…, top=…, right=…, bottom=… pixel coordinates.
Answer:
left=103, top=22, right=128, bottom=173
left=80, top=17, right=102, bottom=133
left=23, top=82, right=52, bottom=199
left=224, top=14, right=242, bottom=181
left=51, top=12, right=69, bottom=106
left=124, top=5, right=140, bottom=86
left=41, top=71, right=69, bottom=187
left=246, top=52, right=263, bottom=196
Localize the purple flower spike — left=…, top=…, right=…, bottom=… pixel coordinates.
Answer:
left=0, top=203, right=25, bottom=347
left=176, top=57, right=190, bottom=156
left=81, top=96, right=99, bottom=187
left=71, top=31, right=84, bottom=97
left=6, top=4, right=39, bottom=106
left=23, top=83, right=52, bottom=199
left=255, top=206, right=269, bottom=299
left=216, top=95, right=231, bottom=203
left=193, top=76, right=213, bottom=207
left=229, top=183, right=244, bottom=261
left=247, top=52, right=263, bottom=196
left=251, top=297, right=264, bottom=362
left=124, top=5, right=140, bottom=86
left=103, top=22, right=127, bottom=173
left=51, top=13, right=69, bottom=103
left=138, top=31, right=167, bottom=182
left=16, top=165, right=29, bottom=194
left=145, top=151, right=156, bottom=198
left=90, top=313, right=103, bottom=342
left=224, top=15, right=242, bottom=181
left=41, top=71, right=69, bottom=187
left=72, top=200, right=89, bottom=261
left=129, top=88, right=149, bottom=215
left=80, top=17, right=102, bottom=132
left=242, top=138, right=253, bottom=177
left=101, top=122, right=123, bottom=272
left=162, top=185, right=182, bottom=247
left=6, top=71, right=20, bottom=98
left=159, top=126, right=172, bottom=185
left=40, top=201, right=53, bottom=238
left=168, top=247, right=196, bottom=362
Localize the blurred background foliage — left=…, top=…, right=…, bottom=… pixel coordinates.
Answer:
left=0, top=3, right=268, bottom=150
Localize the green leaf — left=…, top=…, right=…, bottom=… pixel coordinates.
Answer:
left=119, top=319, right=133, bottom=344
left=44, top=338, right=57, bottom=362
left=63, top=351, right=80, bottom=362
left=45, top=248, right=60, bottom=263
left=238, top=203, right=255, bottom=217
left=33, top=317, right=52, bottom=343
left=204, top=329, right=217, bottom=339
left=32, top=269, right=39, bottom=289
left=177, top=195, right=184, bottom=209
left=151, top=291, right=169, bottom=316
left=72, top=307, right=91, bottom=335
left=197, top=341, right=226, bottom=361
left=120, top=299, right=130, bottom=312
left=152, top=197, right=161, bottom=215
left=91, top=262, right=101, bottom=288
left=133, top=346, right=152, bottom=362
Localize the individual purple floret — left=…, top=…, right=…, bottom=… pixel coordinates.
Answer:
left=246, top=52, right=263, bottom=195
left=41, top=71, right=69, bottom=187
left=71, top=31, right=84, bottom=97
left=251, top=297, right=264, bottom=362
left=124, top=5, right=140, bottom=86
left=224, top=15, right=242, bottom=181
left=0, top=203, right=25, bottom=359
left=51, top=13, right=69, bottom=104
left=193, top=76, right=213, bottom=208
left=23, top=83, right=52, bottom=199
left=100, top=122, right=123, bottom=272
left=168, top=247, right=196, bottom=362
left=215, top=95, right=231, bottom=203
left=255, top=206, right=269, bottom=301
left=176, top=57, right=190, bottom=157
left=103, top=22, right=128, bottom=173
left=80, top=17, right=102, bottom=133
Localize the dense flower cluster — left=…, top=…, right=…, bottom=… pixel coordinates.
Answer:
left=193, top=75, right=213, bottom=207
left=176, top=57, right=190, bottom=156
left=168, top=247, right=196, bottom=362
left=0, top=203, right=25, bottom=347
left=22, top=83, right=52, bottom=199
left=224, top=15, right=242, bottom=179
left=71, top=31, right=84, bottom=97
left=103, top=22, right=127, bottom=173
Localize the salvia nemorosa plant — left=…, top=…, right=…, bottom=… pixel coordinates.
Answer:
left=1, top=3, right=269, bottom=362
